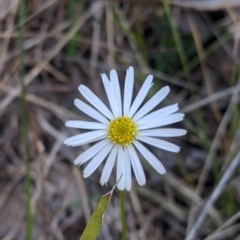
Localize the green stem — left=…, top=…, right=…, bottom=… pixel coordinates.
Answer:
left=19, top=0, right=32, bottom=239
left=120, top=191, right=126, bottom=240
left=162, top=0, right=190, bottom=80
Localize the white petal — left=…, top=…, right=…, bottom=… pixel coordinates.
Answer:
left=83, top=142, right=113, bottom=178
left=123, top=67, right=134, bottom=115
left=100, top=146, right=118, bottom=185
left=137, top=136, right=180, bottom=153
left=133, top=141, right=166, bottom=174
left=66, top=120, right=107, bottom=130
left=138, top=113, right=184, bottom=130
left=128, top=75, right=153, bottom=117
left=74, top=99, right=108, bottom=123
left=64, top=130, right=106, bottom=147
left=124, top=147, right=132, bottom=191
left=74, top=139, right=109, bottom=165
left=127, top=144, right=146, bottom=186
left=117, top=146, right=125, bottom=190
left=138, top=128, right=187, bottom=137
left=110, top=69, right=122, bottom=116
left=136, top=104, right=179, bottom=125
left=101, top=74, right=119, bottom=118
left=133, top=86, right=170, bottom=122
left=79, top=85, right=114, bottom=120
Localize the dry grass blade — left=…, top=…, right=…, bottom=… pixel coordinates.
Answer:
left=181, top=84, right=240, bottom=113
left=142, top=67, right=206, bottom=93
left=137, top=187, right=188, bottom=222
left=0, top=0, right=18, bottom=76
left=204, top=211, right=240, bottom=240
left=187, top=75, right=240, bottom=231
left=204, top=224, right=240, bottom=240
left=0, top=0, right=18, bottom=20
left=186, top=10, right=222, bottom=123
left=14, top=0, right=58, bottom=29
left=0, top=86, right=78, bottom=120
left=185, top=11, right=240, bottom=232
left=168, top=0, right=240, bottom=11
left=0, top=3, right=104, bottom=117
left=185, top=150, right=240, bottom=240
left=73, top=167, right=91, bottom=222
left=113, top=4, right=147, bottom=68
left=90, top=2, right=103, bottom=71
left=43, top=63, right=71, bottom=83
left=106, top=2, right=115, bottom=68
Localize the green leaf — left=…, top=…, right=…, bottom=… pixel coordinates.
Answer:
left=79, top=186, right=116, bottom=240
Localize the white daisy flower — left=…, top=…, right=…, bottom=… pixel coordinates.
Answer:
left=64, top=66, right=186, bottom=191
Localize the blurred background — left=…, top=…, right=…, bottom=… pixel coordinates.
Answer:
left=0, top=0, right=240, bottom=239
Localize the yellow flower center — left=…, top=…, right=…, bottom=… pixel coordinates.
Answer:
left=108, top=117, right=137, bottom=146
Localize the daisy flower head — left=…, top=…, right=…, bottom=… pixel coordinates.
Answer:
left=64, top=67, right=186, bottom=191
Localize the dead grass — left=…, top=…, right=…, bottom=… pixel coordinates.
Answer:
left=0, top=0, right=240, bottom=239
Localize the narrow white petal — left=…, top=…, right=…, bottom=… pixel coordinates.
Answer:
left=123, top=67, right=134, bottom=115
left=137, top=136, right=180, bottom=153
left=133, top=141, right=166, bottom=174
left=74, top=99, right=108, bottom=123
left=79, top=85, right=114, bottom=120
left=85, top=135, right=107, bottom=145
left=101, top=74, right=119, bottom=117
left=124, top=147, right=132, bottom=191
left=83, top=142, right=113, bottom=178
left=136, top=104, right=179, bottom=125
left=133, top=86, right=170, bottom=122
left=138, top=128, right=187, bottom=137
left=110, top=70, right=122, bottom=116
left=100, top=146, right=118, bottom=185
left=117, top=146, right=125, bottom=190
left=64, top=130, right=106, bottom=147
left=128, top=145, right=146, bottom=186
left=128, top=75, right=153, bottom=117
left=66, top=120, right=107, bottom=130
left=138, top=113, right=184, bottom=130
left=74, top=139, right=109, bottom=165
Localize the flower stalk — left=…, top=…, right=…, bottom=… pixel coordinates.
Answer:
left=120, top=190, right=127, bottom=240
